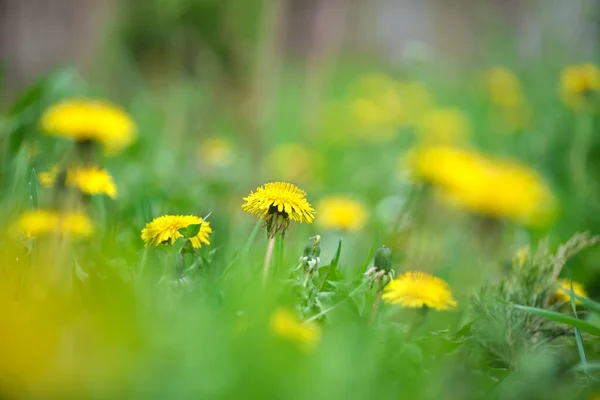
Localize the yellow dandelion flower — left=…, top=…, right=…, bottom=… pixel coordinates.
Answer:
left=554, top=280, right=587, bottom=304
left=408, top=145, right=556, bottom=227
left=41, top=99, right=136, bottom=154
left=560, top=63, right=600, bottom=110
left=16, top=209, right=94, bottom=238
left=198, top=137, right=234, bottom=168
left=242, top=182, right=315, bottom=237
left=40, top=165, right=117, bottom=198
left=316, top=196, right=368, bottom=231
left=270, top=308, right=320, bottom=350
left=264, top=143, right=319, bottom=183
left=382, top=271, right=457, bottom=311
left=417, top=108, right=471, bottom=144
left=141, top=215, right=212, bottom=249
left=482, top=67, right=525, bottom=108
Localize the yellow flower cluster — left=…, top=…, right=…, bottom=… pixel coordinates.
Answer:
left=316, top=196, right=367, bottom=231
left=41, top=99, right=136, bottom=154
left=481, top=67, right=531, bottom=131
left=39, top=165, right=117, bottom=199
left=408, top=145, right=556, bottom=227
left=560, top=63, right=600, bottom=110
left=141, top=215, right=212, bottom=248
left=382, top=271, right=457, bottom=311
left=554, top=279, right=587, bottom=304
left=270, top=309, right=320, bottom=350
left=16, top=209, right=94, bottom=238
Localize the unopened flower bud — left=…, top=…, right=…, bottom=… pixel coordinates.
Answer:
left=374, top=246, right=392, bottom=272
left=303, top=235, right=321, bottom=259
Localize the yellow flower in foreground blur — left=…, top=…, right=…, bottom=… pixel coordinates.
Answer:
left=242, top=182, right=314, bottom=237
left=554, top=280, right=587, bottom=304
left=270, top=309, right=320, bottom=350
left=408, top=146, right=556, bottom=227
left=560, top=63, right=600, bottom=110
left=482, top=67, right=525, bottom=108
left=382, top=271, right=457, bottom=311
left=417, top=108, right=471, bottom=144
left=141, top=215, right=212, bottom=248
left=316, top=196, right=368, bottom=231
left=17, top=209, right=94, bottom=238
left=264, top=143, right=318, bottom=183
left=41, top=99, right=136, bottom=154
left=40, top=166, right=117, bottom=198
left=198, top=137, right=234, bottom=168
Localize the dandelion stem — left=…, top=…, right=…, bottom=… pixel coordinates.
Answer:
left=569, top=112, right=593, bottom=196
left=262, top=235, right=276, bottom=285
left=369, top=282, right=384, bottom=324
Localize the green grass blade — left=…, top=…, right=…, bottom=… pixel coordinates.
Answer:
left=29, top=167, right=38, bottom=209
left=576, top=295, right=600, bottom=315
left=514, top=304, right=600, bottom=336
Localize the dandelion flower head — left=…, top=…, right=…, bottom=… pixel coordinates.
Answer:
left=554, top=279, right=587, bottom=304
left=270, top=309, right=320, bottom=350
left=316, top=196, right=368, bottom=231
left=40, top=165, right=117, bottom=199
left=41, top=99, right=136, bottom=154
left=141, top=215, right=212, bottom=248
left=242, top=182, right=314, bottom=236
left=16, top=209, right=94, bottom=238
left=382, top=271, right=457, bottom=311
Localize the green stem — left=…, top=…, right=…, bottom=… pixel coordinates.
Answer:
left=570, top=112, right=593, bottom=195
left=262, top=235, right=276, bottom=285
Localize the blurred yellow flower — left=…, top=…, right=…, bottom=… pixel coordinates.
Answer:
left=16, top=209, right=94, bottom=238
left=512, top=247, right=529, bottom=267
left=141, top=215, right=212, bottom=248
left=382, top=271, right=457, bottom=310
left=41, top=99, right=136, bottom=154
left=560, top=63, right=600, bottom=110
left=198, top=137, right=234, bottom=168
left=417, top=108, right=471, bottom=144
left=242, top=182, right=314, bottom=237
left=264, top=143, right=318, bottom=183
left=554, top=279, right=587, bottom=304
left=40, top=165, right=117, bottom=198
left=270, top=308, right=320, bottom=349
left=482, top=67, right=525, bottom=108
left=316, top=196, right=368, bottom=231
left=408, top=146, right=556, bottom=227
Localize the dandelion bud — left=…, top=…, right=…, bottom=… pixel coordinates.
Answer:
left=302, top=235, right=321, bottom=259
left=374, top=246, right=392, bottom=272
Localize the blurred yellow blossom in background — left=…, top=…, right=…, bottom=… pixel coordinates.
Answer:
left=408, top=146, right=556, bottom=227
left=270, top=309, right=320, bottom=350
left=416, top=108, right=471, bottom=144
left=40, top=165, right=118, bottom=198
left=553, top=280, right=587, bottom=304
left=482, top=67, right=525, bottom=108
left=41, top=99, right=136, bottom=154
left=316, top=196, right=368, bottom=231
left=560, top=63, right=600, bottom=110
left=264, top=143, right=319, bottom=184
left=198, top=137, right=234, bottom=168
left=382, top=271, right=457, bottom=311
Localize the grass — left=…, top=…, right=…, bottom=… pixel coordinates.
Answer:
left=1, top=7, right=600, bottom=399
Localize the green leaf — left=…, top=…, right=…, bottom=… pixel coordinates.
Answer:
left=576, top=295, right=600, bottom=315
left=179, top=223, right=201, bottom=238
left=514, top=304, right=600, bottom=336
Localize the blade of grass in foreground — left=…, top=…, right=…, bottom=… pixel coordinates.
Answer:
left=513, top=304, right=600, bottom=336
left=213, top=220, right=262, bottom=287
